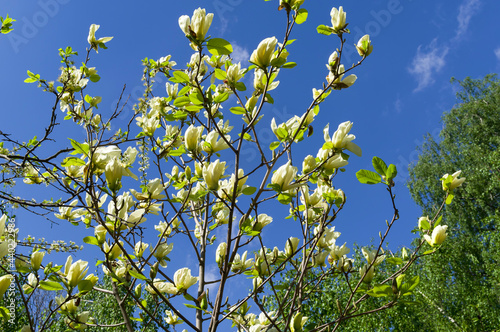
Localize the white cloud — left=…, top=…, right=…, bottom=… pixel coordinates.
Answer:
left=454, top=0, right=481, bottom=41
left=231, top=43, right=250, bottom=63
left=408, top=39, right=449, bottom=92
left=495, top=47, right=500, bottom=61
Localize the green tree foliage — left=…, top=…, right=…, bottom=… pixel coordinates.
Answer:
left=405, top=74, right=500, bottom=331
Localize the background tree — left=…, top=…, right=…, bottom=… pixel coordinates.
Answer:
left=405, top=74, right=500, bottom=331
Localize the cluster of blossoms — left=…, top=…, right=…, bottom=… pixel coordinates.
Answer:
left=6, top=3, right=469, bottom=331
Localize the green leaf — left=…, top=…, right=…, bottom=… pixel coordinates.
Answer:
left=270, top=57, right=287, bottom=68
left=419, top=218, right=431, bottom=230
left=189, top=92, right=204, bottom=105
left=265, top=93, right=274, bottom=104
left=61, top=157, right=86, bottom=167
left=366, top=284, right=392, bottom=297
left=214, top=92, right=229, bottom=103
left=173, top=96, right=191, bottom=107
left=0, top=306, right=9, bottom=320
left=77, top=280, right=94, bottom=293
left=242, top=133, right=252, bottom=141
left=24, top=70, right=39, bottom=83
left=434, top=215, right=443, bottom=227
left=242, top=186, right=257, bottom=195
left=178, top=85, right=191, bottom=96
left=356, top=169, right=381, bottom=184
left=278, top=193, right=293, bottom=204
left=129, top=269, right=147, bottom=280
left=282, top=62, right=297, bottom=69
left=400, top=276, right=420, bottom=295
left=230, top=107, right=247, bottom=115
left=386, top=257, right=403, bottom=265
left=207, top=38, right=233, bottom=55
left=269, top=141, right=280, bottom=150
left=234, top=82, right=247, bottom=91
left=171, top=71, right=190, bottom=84
left=89, top=74, right=100, bottom=83
left=386, top=164, right=397, bottom=180
left=295, top=8, right=308, bottom=24
left=184, top=303, right=202, bottom=310
left=39, top=281, right=64, bottom=291
left=69, top=139, right=89, bottom=156
left=317, top=25, right=333, bottom=35
left=185, top=105, right=203, bottom=112
left=214, top=68, right=227, bottom=80
left=445, top=193, right=454, bottom=205
left=83, top=236, right=99, bottom=246
left=372, top=156, right=388, bottom=176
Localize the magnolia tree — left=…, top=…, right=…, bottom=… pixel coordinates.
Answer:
left=0, top=2, right=465, bottom=332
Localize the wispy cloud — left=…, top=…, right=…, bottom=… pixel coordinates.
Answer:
left=409, top=0, right=480, bottom=92
left=454, top=0, right=481, bottom=41
left=231, top=43, right=250, bottom=63
left=408, top=39, right=449, bottom=92
left=494, top=47, right=500, bottom=61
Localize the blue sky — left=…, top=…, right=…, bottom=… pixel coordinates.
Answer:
left=1, top=0, right=499, bottom=322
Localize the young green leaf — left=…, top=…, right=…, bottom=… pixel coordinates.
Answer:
left=372, top=156, right=388, bottom=176
left=356, top=169, right=381, bottom=184
left=207, top=38, right=233, bottom=55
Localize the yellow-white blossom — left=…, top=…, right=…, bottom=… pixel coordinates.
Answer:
left=178, top=8, right=214, bottom=44
left=203, top=160, right=226, bottom=190
left=330, top=7, right=347, bottom=32
left=184, top=125, right=204, bottom=152
left=356, top=34, right=373, bottom=57
left=216, top=242, right=227, bottom=267
left=0, top=275, right=13, bottom=297
left=202, top=131, right=230, bottom=154
left=271, top=161, right=299, bottom=191
left=359, top=264, right=375, bottom=283
left=441, top=170, right=465, bottom=191
left=361, top=247, right=385, bottom=266
left=135, top=241, right=149, bottom=258
left=66, top=259, right=89, bottom=288
left=324, top=121, right=362, bottom=157
left=131, top=178, right=166, bottom=200
left=250, top=37, right=278, bottom=68
left=424, top=225, right=448, bottom=247
left=31, top=251, right=45, bottom=270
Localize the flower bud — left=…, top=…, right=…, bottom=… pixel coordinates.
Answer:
left=184, top=125, right=203, bottom=152
left=355, top=34, right=373, bottom=57
left=285, top=237, right=300, bottom=258
left=135, top=241, right=149, bottom=258
left=330, top=7, right=347, bottom=33
left=66, top=259, right=89, bottom=288
left=424, top=225, right=448, bottom=247
left=31, top=251, right=45, bottom=271
left=0, top=275, right=13, bottom=297
left=302, top=155, right=317, bottom=174
left=271, top=161, right=298, bottom=191
left=359, top=264, right=375, bottom=283
left=94, top=225, right=107, bottom=244
left=441, top=170, right=465, bottom=191
left=250, top=37, right=278, bottom=68
left=202, top=160, right=226, bottom=190
left=216, top=242, right=227, bottom=268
